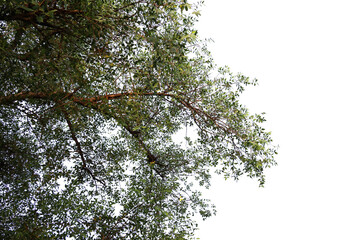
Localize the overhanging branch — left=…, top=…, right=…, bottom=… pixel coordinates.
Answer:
left=0, top=89, right=238, bottom=136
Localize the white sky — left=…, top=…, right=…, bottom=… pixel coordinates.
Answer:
left=193, top=0, right=360, bottom=239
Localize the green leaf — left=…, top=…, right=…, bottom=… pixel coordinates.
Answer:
left=36, top=15, right=43, bottom=23
left=19, top=6, right=34, bottom=12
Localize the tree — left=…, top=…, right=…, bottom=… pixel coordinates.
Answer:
left=0, top=0, right=277, bottom=239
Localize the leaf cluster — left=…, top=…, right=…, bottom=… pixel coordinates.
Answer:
left=0, top=0, right=277, bottom=239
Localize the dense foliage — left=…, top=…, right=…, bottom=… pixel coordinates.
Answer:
left=0, top=0, right=277, bottom=239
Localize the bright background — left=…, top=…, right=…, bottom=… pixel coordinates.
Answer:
left=193, top=0, right=360, bottom=239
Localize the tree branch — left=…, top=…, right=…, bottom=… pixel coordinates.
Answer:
left=0, top=89, right=238, bottom=136
left=1, top=89, right=240, bottom=179
left=123, top=125, right=166, bottom=179
left=61, top=107, right=106, bottom=185
left=0, top=90, right=172, bottom=105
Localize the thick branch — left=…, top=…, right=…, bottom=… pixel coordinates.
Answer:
left=1, top=89, right=238, bottom=135
left=0, top=90, right=172, bottom=105
left=1, top=89, right=238, bottom=178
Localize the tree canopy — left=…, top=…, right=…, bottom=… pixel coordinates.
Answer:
left=0, top=0, right=277, bottom=239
